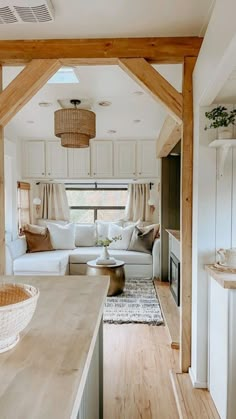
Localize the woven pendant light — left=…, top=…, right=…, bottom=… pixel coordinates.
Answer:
left=54, top=100, right=96, bottom=148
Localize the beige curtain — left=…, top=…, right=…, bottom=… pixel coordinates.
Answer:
left=39, top=183, right=70, bottom=221
left=125, top=183, right=151, bottom=222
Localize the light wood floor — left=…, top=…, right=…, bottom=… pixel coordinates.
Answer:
left=104, top=324, right=180, bottom=419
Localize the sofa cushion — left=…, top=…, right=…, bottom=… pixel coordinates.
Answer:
left=47, top=222, right=75, bottom=250
left=96, top=220, right=122, bottom=241
left=13, top=250, right=70, bottom=274
left=108, top=224, right=135, bottom=250
left=128, top=226, right=154, bottom=254
left=69, top=247, right=152, bottom=265
left=24, top=229, right=54, bottom=253
left=75, top=224, right=96, bottom=247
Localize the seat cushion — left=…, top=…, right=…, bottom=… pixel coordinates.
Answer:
left=69, top=247, right=152, bottom=265
left=13, top=250, right=70, bottom=274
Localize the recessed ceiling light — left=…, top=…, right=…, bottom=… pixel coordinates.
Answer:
left=133, top=119, right=141, bottom=123
left=107, top=129, right=116, bottom=134
left=133, top=91, right=144, bottom=96
left=38, top=102, right=53, bottom=107
left=98, top=101, right=112, bottom=107
left=26, top=120, right=35, bottom=124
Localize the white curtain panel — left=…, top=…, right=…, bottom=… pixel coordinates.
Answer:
left=39, top=183, right=70, bottom=221
left=125, top=183, right=151, bottom=222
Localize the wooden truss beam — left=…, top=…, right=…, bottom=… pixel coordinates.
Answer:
left=0, top=65, right=5, bottom=274
left=180, top=56, right=196, bottom=373
left=0, top=59, right=61, bottom=126
left=156, top=116, right=182, bottom=158
left=0, top=37, right=203, bottom=65
left=119, top=58, right=183, bottom=123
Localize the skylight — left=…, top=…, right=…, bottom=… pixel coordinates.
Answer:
left=47, top=68, right=79, bottom=84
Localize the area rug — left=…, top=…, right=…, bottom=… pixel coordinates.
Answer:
left=103, top=278, right=164, bottom=325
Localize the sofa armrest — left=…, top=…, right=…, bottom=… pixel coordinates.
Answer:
left=152, top=238, right=160, bottom=279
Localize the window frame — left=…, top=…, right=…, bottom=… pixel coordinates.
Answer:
left=66, top=185, right=128, bottom=223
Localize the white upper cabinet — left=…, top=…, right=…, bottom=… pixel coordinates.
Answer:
left=22, top=140, right=45, bottom=178
left=137, top=140, right=159, bottom=178
left=114, top=141, right=136, bottom=178
left=46, top=140, right=68, bottom=178
left=91, top=140, right=113, bottom=178
left=68, top=148, right=90, bottom=178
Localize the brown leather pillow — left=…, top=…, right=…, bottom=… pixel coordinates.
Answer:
left=24, top=229, right=54, bottom=253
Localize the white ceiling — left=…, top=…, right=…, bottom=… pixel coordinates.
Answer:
left=215, top=68, right=236, bottom=104
left=4, top=64, right=183, bottom=141
left=0, top=0, right=214, bottom=39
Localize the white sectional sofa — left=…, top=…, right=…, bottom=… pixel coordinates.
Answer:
left=5, top=221, right=160, bottom=279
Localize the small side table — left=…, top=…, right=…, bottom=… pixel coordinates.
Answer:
left=86, top=259, right=125, bottom=296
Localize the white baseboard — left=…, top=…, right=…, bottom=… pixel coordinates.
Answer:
left=189, top=367, right=208, bottom=389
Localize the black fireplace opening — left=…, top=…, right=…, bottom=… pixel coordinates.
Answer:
left=169, top=252, right=180, bottom=306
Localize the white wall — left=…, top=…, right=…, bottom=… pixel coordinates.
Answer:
left=191, top=0, right=236, bottom=388
left=4, top=137, right=18, bottom=242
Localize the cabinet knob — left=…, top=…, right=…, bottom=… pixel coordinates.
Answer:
left=88, top=172, right=90, bottom=175
left=48, top=173, right=51, bottom=176
left=42, top=172, right=44, bottom=175
left=93, top=172, right=96, bottom=175
left=133, top=172, right=135, bottom=175
left=139, top=172, right=141, bottom=175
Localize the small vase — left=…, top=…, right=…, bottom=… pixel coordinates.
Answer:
left=217, top=129, right=233, bottom=139
left=101, top=246, right=110, bottom=260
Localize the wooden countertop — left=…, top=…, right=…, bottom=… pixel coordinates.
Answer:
left=166, top=229, right=180, bottom=242
left=0, top=275, right=109, bottom=419
left=206, top=265, right=236, bottom=289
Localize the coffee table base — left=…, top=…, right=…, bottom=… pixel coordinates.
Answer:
left=86, top=263, right=125, bottom=296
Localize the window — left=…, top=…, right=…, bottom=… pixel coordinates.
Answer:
left=17, top=181, right=31, bottom=233
left=66, top=185, right=128, bottom=223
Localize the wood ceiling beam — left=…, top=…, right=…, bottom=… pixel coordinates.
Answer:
left=119, top=58, right=183, bottom=123
left=0, top=59, right=61, bottom=126
left=0, top=37, right=203, bottom=65
left=0, top=65, right=5, bottom=274
left=156, top=116, right=182, bottom=158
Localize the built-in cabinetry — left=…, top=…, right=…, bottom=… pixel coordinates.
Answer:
left=207, top=266, right=236, bottom=419
left=23, top=139, right=67, bottom=179
left=22, top=138, right=159, bottom=179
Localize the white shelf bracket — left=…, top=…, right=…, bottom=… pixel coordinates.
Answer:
left=217, top=145, right=231, bottom=179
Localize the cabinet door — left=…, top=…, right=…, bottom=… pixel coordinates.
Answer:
left=137, top=140, right=159, bottom=177
left=46, top=140, right=68, bottom=178
left=68, top=148, right=90, bottom=178
left=23, top=140, right=45, bottom=178
left=91, top=140, right=113, bottom=178
left=114, top=141, right=136, bottom=178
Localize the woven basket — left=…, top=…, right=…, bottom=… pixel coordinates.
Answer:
left=0, top=283, right=39, bottom=353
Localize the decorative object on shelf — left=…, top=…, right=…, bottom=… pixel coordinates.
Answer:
left=96, top=235, right=122, bottom=265
left=217, top=248, right=236, bottom=268
left=0, top=283, right=39, bottom=353
left=213, top=263, right=236, bottom=273
left=33, top=197, right=41, bottom=217
left=54, top=99, right=96, bottom=148
left=205, top=106, right=236, bottom=139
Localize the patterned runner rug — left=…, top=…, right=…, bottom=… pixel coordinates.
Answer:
left=103, top=278, right=164, bottom=325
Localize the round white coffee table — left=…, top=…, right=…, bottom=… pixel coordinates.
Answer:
left=86, top=259, right=125, bottom=296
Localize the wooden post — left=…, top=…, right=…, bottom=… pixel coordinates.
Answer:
left=0, top=64, right=5, bottom=274
left=180, top=57, right=196, bottom=372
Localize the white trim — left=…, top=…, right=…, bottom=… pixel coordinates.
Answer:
left=189, top=367, right=208, bottom=389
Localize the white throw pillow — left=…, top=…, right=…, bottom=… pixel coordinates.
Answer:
left=108, top=224, right=135, bottom=250
left=47, top=222, right=75, bottom=250
left=96, top=220, right=123, bottom=241
left=75, top=224, right=96, bottom=247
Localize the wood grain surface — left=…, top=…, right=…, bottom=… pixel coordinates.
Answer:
left=0, top=275, right=109, bottom=419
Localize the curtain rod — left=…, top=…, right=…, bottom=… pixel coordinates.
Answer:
left=36, top=181, right=154, bottom=188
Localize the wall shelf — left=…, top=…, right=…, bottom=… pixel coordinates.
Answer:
left=209, top=139, right=236, bottom=178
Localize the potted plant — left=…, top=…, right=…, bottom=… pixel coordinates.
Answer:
left=96, top=235, right=122, bottom=265
left=205, top=106, right=236, bottom=139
